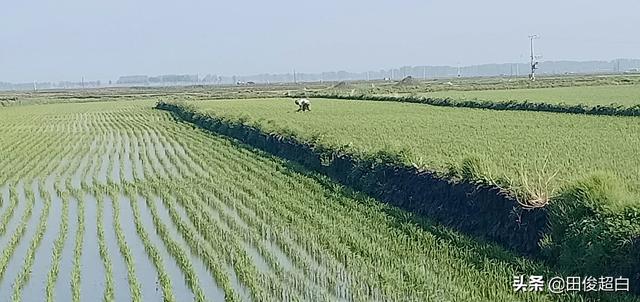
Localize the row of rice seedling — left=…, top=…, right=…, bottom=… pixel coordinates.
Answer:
left=69, top=188, right=85, bottom=302
left=0, top=184, right=20, bottom=236
left=45, top=189, right=70, bottom=301
left=107, top=188, right=143, bottom=301
left=0, top=183, right=35, bottom=280
left=123, top=184, right=176, bottom=302
left=94, top=191, right=116, bottom=300
left=11, top=180, right=52, bottom=301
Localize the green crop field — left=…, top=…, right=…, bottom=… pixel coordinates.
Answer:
left=191, top=98, right=640, bottom=203
left=0, top=100, right=610, bottom=301
left=390, top=84, right=640, bottom=106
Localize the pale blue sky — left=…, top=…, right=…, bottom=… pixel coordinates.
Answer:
left=1, top=0, right=638, bottom=82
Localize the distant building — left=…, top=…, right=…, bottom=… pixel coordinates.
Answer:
left=116, top=75, right=149, bottom=85
left=149, top=74, right=198, bottom=84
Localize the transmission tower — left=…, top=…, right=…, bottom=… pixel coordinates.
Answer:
left=529, top=34, right=540, bottom=81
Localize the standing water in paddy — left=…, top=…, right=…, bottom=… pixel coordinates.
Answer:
left=116, top=194, right=163, bottom=301
left=79, top=193, right=105, bottom=301
left=132, top=194, right=193, bottom=302
left=0, top=181, right=44, bottom=299
left=150, top=194, right=226, bottom=301
left=21, top=181, right=64, bottom=301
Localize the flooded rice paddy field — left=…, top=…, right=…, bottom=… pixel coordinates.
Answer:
left=0, top=101, right=581, bottom=302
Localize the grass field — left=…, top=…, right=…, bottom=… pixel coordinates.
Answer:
left=0, top=100, right=607, bottom=301
left=191, top=98, right=640, bottom=203
left=390, top=84, right=640, bottom=106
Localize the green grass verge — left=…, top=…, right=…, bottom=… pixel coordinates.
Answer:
left=401, top=84, right=640, bottom=106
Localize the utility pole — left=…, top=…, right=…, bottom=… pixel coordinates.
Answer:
left=528, top=34, right=540, bottom=81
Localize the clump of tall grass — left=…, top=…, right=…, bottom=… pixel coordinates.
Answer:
left=446, top=155, right=560, bottom=209
left=542, top=172, right=640, bottom=285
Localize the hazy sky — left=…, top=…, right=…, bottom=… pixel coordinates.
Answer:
left=1, top=0, right=638, bottom=82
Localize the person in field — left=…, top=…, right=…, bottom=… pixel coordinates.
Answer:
left=295, top=98, right=311, bottom=112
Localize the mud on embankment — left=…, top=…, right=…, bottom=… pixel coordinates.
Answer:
left=156, top=101, right=640, bottom=292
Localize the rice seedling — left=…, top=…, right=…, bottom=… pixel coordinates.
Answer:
left=70, top=190, right=84, bottom=302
